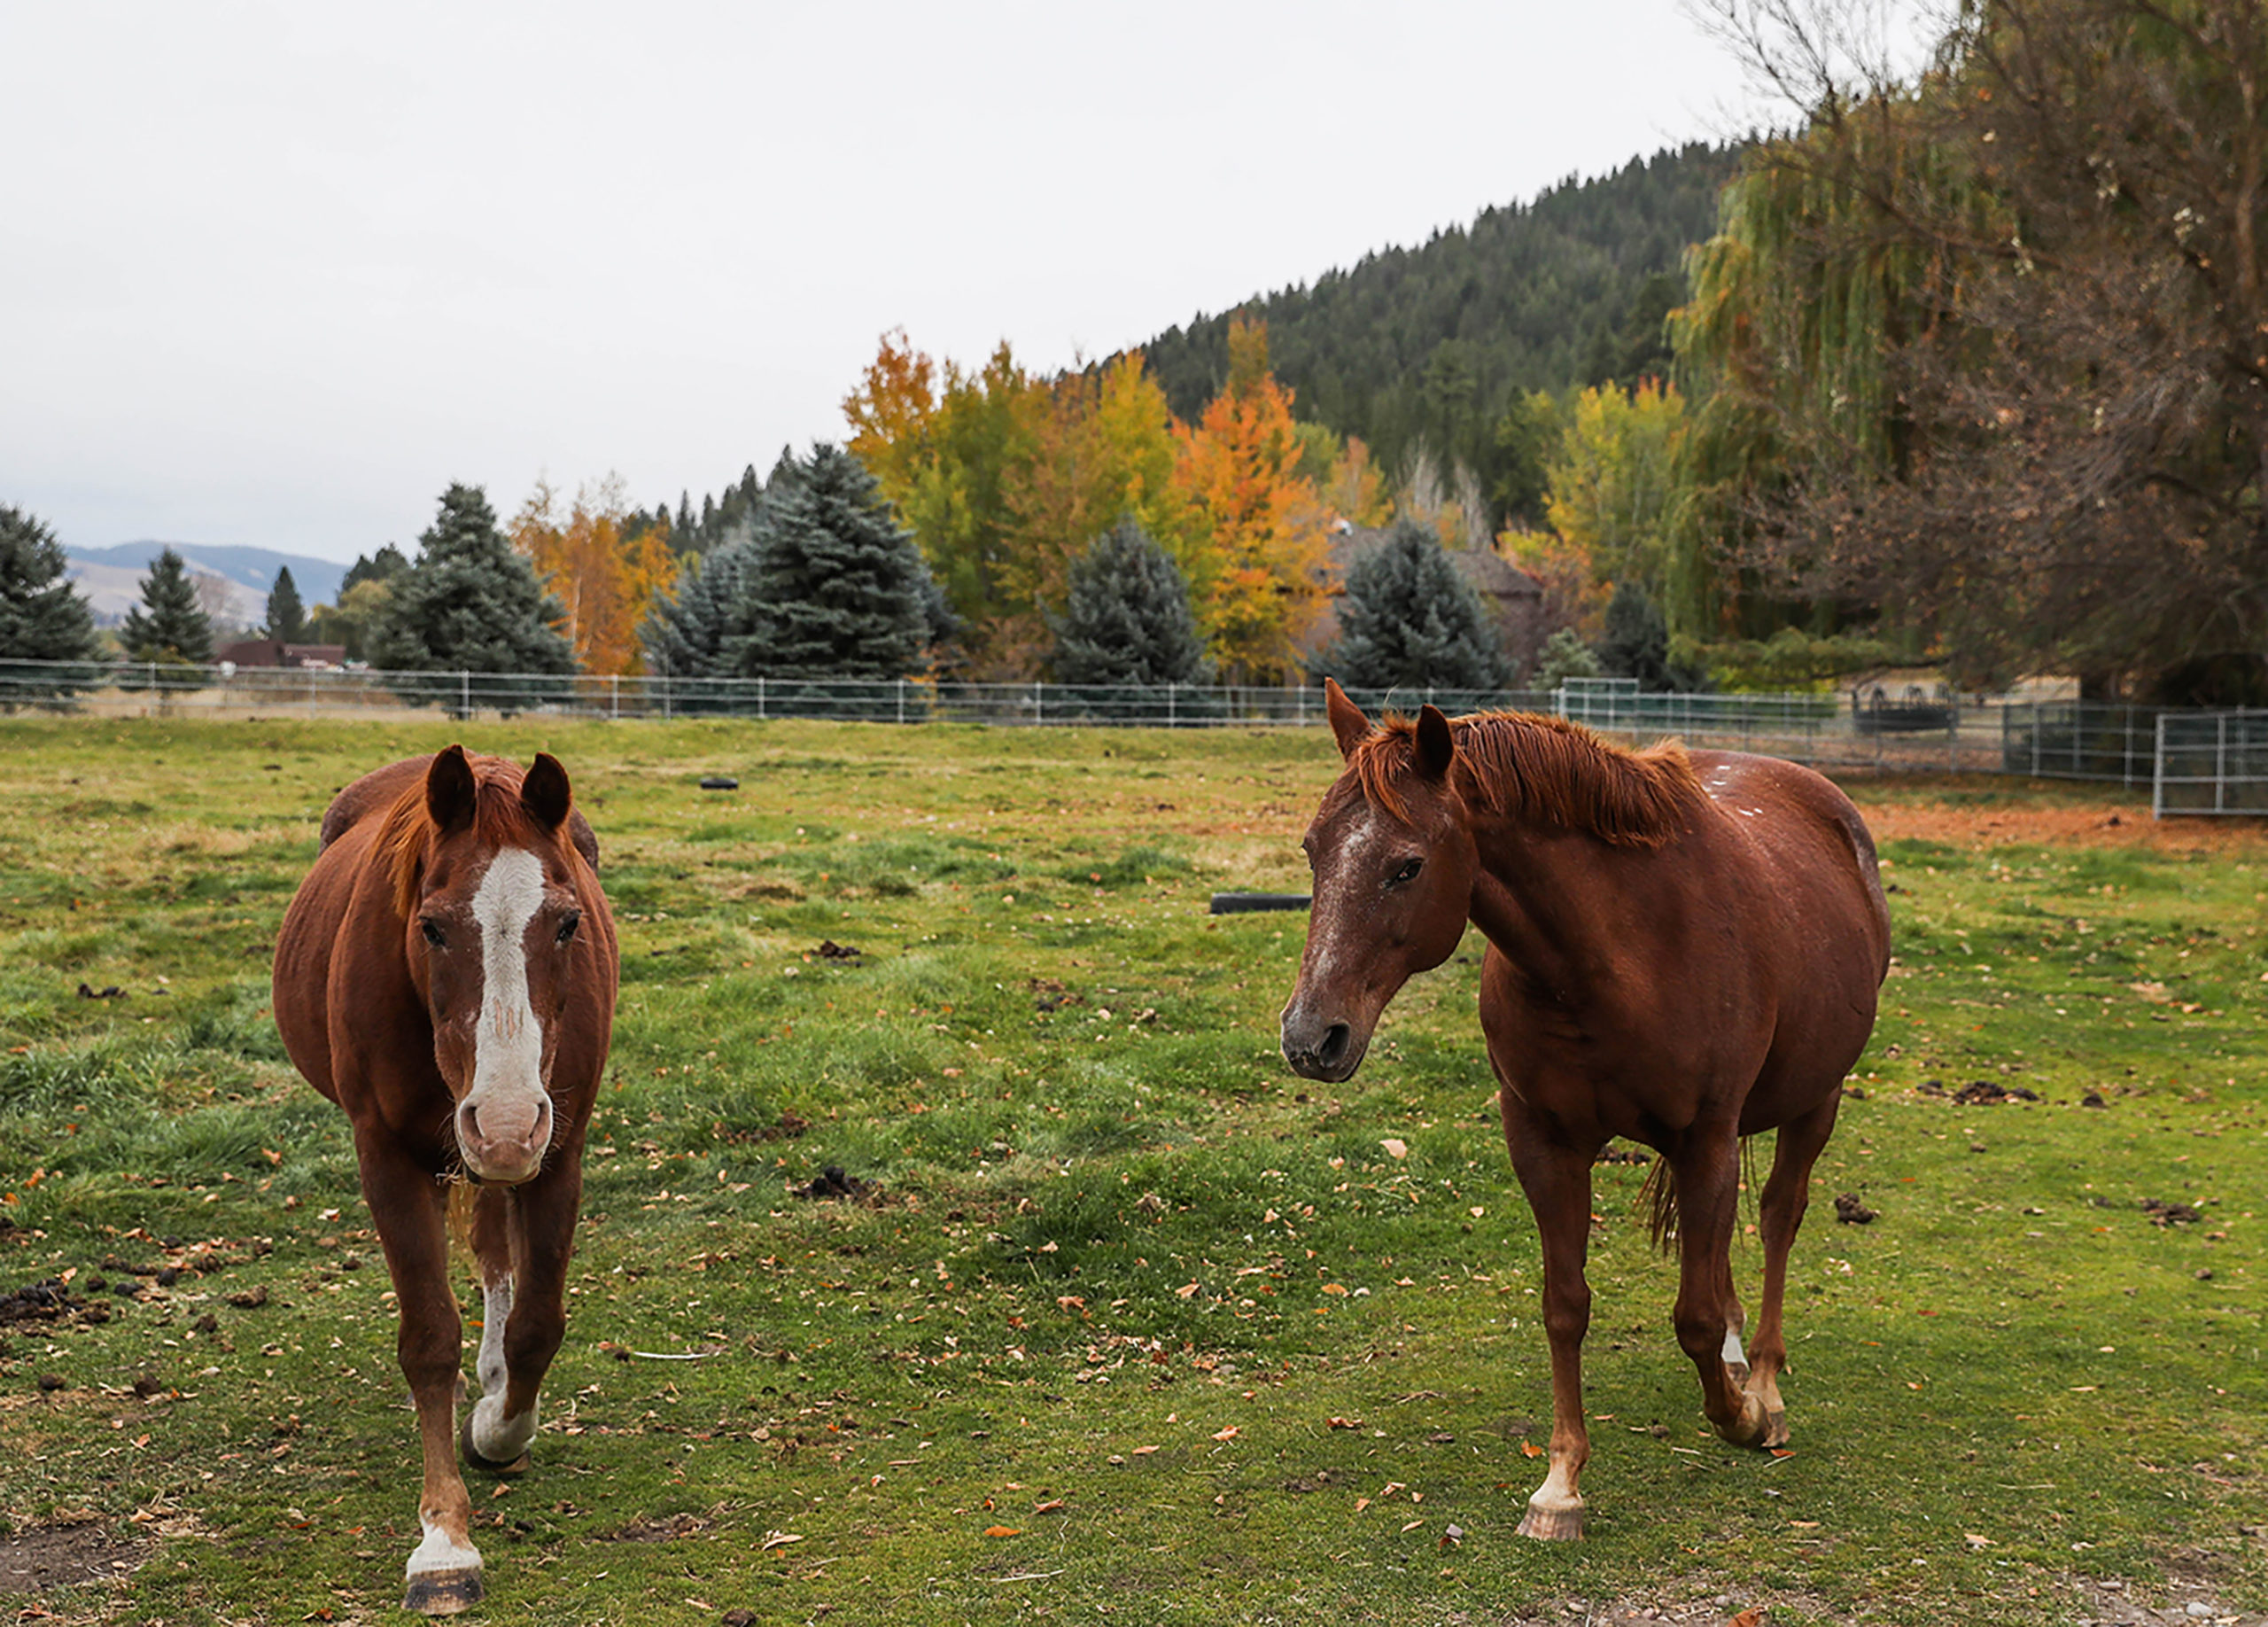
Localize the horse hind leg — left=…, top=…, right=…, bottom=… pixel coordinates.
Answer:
left=1667, top=1133, right=1769, bottom=1450
left=1744, top=1094, right=1842, bottom=1449
left=461, top=1185, right=534, bottom=1473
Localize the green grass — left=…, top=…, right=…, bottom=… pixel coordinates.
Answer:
left=0, top=717, right=2264, bottom=1624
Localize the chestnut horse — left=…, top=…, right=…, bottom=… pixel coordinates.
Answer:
left=273, top=748, right=617, bottom=1612
left=1281, top=682, right=1888, bottom=1540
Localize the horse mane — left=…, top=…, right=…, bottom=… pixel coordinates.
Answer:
left=372, top=758, right=552, bottom=921
left=1349, top=710, right=1705, bottom=847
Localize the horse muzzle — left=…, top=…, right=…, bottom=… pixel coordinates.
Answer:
left=454, top=1090, right=553, bottom=1185
left=1280, top=1008, right=1366, bottom=1084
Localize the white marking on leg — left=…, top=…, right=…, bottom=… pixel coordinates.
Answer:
left=1721, top=1327, right=1749, bottom=1369
left=471, top=1394, right=539, bottom=1464
left=406, top=1516, right=481, bottom=1577
left=478, top=1278, right=513, bottom=1397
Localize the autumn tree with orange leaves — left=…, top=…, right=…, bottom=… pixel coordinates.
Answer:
left=509, top=475, right=677, bottom=676
left=1169, top=319, right=1331, bottom=681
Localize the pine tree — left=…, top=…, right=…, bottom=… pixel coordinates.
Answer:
left=1320, top=518, right=1513, bottom=693
left=1051, top=519, right=1213, bottom=687
left=1594, top=580, right=1704, bottom=691
left=366, top=484, right=579, bottom=693
left=641, top=527, right=764, bottom=694
left=264, top=566, right=307, bottom=642
left=119, top=547, right=216, bottom=666
left=341, top=543, right=408, bottom=596
left=0, top=504, right=103, bottom=698
left=726, top=445, right=938, bottom=681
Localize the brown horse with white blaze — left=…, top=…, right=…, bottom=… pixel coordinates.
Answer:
left=273, top=747, right=618, bottom=1613
left=1281, top=681, right=1889, bottom=1540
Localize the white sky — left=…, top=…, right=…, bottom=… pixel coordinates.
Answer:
left=4, top=1, right=1766, bottom=564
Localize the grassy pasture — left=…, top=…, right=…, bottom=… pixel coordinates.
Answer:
left=0, top=716, right=2264, bottom=1626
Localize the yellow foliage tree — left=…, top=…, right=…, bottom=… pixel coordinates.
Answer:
left=1542, top=380, right=1686, bottom=598
left=1169, top=319, right=1331, bottom=681
left=509, top=474, right=676, bottom=676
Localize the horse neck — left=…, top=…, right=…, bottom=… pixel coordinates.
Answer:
left=1464, top=806, right=1647, bottom=985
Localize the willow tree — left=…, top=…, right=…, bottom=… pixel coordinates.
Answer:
left=1681, top=0, right=2268, bottom=699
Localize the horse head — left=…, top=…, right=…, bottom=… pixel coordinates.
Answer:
left=1281, top=681, right=1479, bottom=1084
left=407, top=746, right=591, bottom=1186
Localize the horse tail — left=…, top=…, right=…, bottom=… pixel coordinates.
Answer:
left=1639, top=1156, right=1680, bottom=1254
left=1636, top=1137, right=1759, bottom=1255
left=447, top=1178, right=478, bottom=1262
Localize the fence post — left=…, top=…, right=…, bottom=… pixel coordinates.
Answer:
left=460, top=670, right=470, bottom=719
left=1034, top=681, right=1045, bottom=726
left=1168, top=682, right=1177, bottom=728
left=610, top=674, right=619, bottom=720
left=2153, top=712, right=2168, bottom=819
left=2217, top=713, right=2229, bottom=814
left=758, top=676, right=767, bottom=721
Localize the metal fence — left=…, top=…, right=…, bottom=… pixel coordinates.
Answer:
left=1, top=657, right=2259, bottom=814
left=2154, top=709, right=2268, bottom=816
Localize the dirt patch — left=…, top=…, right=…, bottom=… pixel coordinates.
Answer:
left=602, top=1509, right=717, bottom=1543
left=0, top=1521, right=143, bottom=1594
left=1850, top=793, right=2268, bottom=855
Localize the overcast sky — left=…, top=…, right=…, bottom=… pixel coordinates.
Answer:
left=4, top=2, right=1766, bottom=565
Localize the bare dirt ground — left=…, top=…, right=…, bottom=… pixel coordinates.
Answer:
left=1847, top=790, right=2268, bottom=858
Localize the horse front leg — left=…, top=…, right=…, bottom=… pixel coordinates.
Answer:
left=1670, top=1131, right=1768, bottom=1450
left=1502, top=1094, right=1600, bottom=1541
left=358, top=1140, right=482, bottom=1615
left=1745, top=1094, right=1841, bottom=1448
left=462, top=1156, right=583, bottom=1475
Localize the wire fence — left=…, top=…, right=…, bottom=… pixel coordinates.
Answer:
left=0, top=658, right=2255, bottom=813
left=2154, top=709, right=2268, bottom=816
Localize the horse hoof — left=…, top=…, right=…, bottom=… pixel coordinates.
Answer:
left=1516, top=1503, right=1584, bottom=1541
left=402, top=1567, right=483, bottom=1615
left=460, top=1410, right=532, bottom=1475
left=1764, top=1410, right=1789, bottom=1450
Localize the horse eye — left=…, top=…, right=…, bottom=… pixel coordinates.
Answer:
left=556, top=913, right=580, bottom=944
left=1389, top=859, right=1425, bottom=886
left=420, top=919, right=447, bottom=948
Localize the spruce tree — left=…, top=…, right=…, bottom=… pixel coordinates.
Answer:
left=366, top=484, right=579, bottom=691
left=1051, top=519, right=1213, bottom=687
left=341, top=543, right=408, bottom=595
left=641, top=525, right=765, bottom=697
left=1321, top=518, right=1513, bottom=693
left=1595, top=580, right=1705, bottom=691
left=0, top=504, right=103, bottom=699
left=726, top=445, right=936, bottom=681
left=264, top=565, right=307, bottom=642
left=119, top=547, right=215, bottom=666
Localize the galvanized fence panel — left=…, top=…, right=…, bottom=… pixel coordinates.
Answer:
left=2154, top=709, right=2268, bottom=816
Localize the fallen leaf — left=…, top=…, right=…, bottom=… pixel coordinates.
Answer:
left=758, top=1530, right=804, bottom=1551
left=1175, top=1281, right=1200, bottom=1298
left=1380, top=1138, right=1409, bottom=1159
left=1321, top=1282, right=1348, bottom=1296
left=1964, top=1532, right=1994, bottom=1549
left=1730, top=1610, right=1765, bottom=1627
left=983, top=1525, right=1021, bottom=1538
left=1326, top=1416, right=1363, bottom=1430
left=1355, top=1497, right=1372, bottom=1513
left=1400, top=1518, right=1425, bottom=1533
left=1033, top=1499, right=1066, bottom=1514
left=1439, top=1522, right=1465, bottom=1551
left=1212, top=1426, right=1239, bottom=1442
left=1132, top=1445, right=1159, bottom=1456
left=1519, top=1441, right=1545, bottom=1459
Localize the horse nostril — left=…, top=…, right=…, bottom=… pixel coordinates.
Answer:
left=457, top=1102, right=481, bottom=1145
left=1317, top=1024, right=1351, bottom=1068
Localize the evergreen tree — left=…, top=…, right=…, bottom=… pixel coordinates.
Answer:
left=726, top=445, right=936, bottom=681
left=119, top=547, right=215, bottom=666
left=1594, top=580, right=1704, bottom=691
left=1319, top=518, right=1513, bottom=692
left=1535, top=627, right=1604, bottom=690
left=1051, top=519, right=1213, bottom=687
left=0, top=504, right=104, bottom=698
left=264, top=566, right=307, bottom=642
left=341, top=543, right=408, bottom=595
left=641, top=526, right=764, bottom=689
left=366, top=484, right=579, bottom=690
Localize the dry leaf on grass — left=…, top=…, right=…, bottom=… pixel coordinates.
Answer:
left=983, top=1525, right=1021, bottom=1537
left=1380, top=1138, right=1409, bottom=1159
left=1211, top=1425, right=1239, bottom=1441
left=1326, top=1416, right=1363, bottom=1430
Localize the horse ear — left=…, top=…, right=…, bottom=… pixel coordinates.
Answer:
left=1415, top=705, right=1455, bottom=780
left=1324, top=678, right=1371, bottom=759
left=521, top=753, right=571, bottom=831
left=425, top=745, right=478, bottom=833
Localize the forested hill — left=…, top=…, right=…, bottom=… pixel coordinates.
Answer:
left=1130, top=141, right=1742, bottom=502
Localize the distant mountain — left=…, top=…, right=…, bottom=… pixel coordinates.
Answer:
left=1125, top=142, right=1744, bottom=525
left=66, top=542, right=350, bottom=630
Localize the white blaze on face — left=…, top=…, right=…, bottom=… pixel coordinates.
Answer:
left=469, top=847, right=547, bottom=1100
